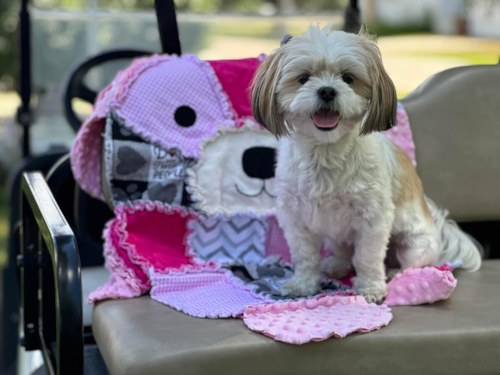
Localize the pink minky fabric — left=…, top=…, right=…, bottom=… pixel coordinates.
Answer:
left=243, top=296, right=393, bottom=345
left=385, top=266, right=457, bottom=306
left=150, top=268, right=264, bottom=318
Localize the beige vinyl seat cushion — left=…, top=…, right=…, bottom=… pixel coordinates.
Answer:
left=93, top=260, right=500, bottom=375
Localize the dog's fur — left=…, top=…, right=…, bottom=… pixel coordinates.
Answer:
left=252, top=25, right=482, bottom=303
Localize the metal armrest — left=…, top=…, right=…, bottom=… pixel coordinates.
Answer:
left=20, top=172, right=83, bottom=375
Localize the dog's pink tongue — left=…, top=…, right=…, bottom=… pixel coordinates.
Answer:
left=313, top=110, right=340, bottom=128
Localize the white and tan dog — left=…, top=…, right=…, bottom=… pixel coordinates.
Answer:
left=252, top=25, right=481, bottom=303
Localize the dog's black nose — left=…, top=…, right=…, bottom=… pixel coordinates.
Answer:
left=242, top=147, right=276, bottom=180
left=318, top=86, right=336, bottom=102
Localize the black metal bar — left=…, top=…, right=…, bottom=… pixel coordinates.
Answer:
left=154, top=0, right=182, bottom=55
left=342, top=0, right=362, bottom=34
left=20, top=191, right=40, bottom=350
left=21, top=172, right=83, bottom=375
left=17, top=0, right=32, bottom=157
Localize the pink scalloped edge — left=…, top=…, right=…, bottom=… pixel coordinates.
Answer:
left=112, top=200, right=221, bottom=277
left=111, top=54, right=236, bottom=158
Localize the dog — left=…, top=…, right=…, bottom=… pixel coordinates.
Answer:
left=251, top=25, right=482, bottom=303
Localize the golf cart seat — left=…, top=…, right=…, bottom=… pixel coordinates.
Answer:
left=15, top=1, right=500, bottom=374
left=89, top=63, right=500, bottom=375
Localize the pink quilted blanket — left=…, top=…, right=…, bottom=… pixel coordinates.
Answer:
left=71, top=53, right=456, bottom=345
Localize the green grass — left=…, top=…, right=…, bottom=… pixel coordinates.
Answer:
left=367, top=20, right=433, bottom=37
left=0, top=185, right=8, bottom=268
left=410, top=52, right=500, bottom=66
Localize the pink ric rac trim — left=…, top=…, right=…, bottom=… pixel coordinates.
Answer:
left=113, top=200, right=219, bottom=276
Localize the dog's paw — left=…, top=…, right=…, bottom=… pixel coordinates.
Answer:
left=353, top=277, right=387, bottom=305
left=321, top=256, right=353, bottom=279
left=280, top=275, right=320, bottom=297
left=359, top=292, right=387, bottom=304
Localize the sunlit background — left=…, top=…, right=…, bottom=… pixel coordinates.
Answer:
left=0, top=0, right=500, bottom=267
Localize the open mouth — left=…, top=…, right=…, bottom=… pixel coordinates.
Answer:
left=312, top=109, right=341, bottom=131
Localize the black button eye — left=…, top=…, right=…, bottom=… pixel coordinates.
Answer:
left=174, top=106, right=196, bottom=127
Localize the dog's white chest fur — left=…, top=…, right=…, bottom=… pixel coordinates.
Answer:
left=275, top=132, right=394, bottom=245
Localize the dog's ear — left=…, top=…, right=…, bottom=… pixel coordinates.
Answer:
left=359, top=38, right=397, bottom=135
left=252, top=49, right=288, bottom=137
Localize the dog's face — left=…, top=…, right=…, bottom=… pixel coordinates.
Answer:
left=252, top=25, right=397, bottom=143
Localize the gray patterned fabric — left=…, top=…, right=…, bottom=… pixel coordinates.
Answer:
left=227, top=256, right=354, bottom=301
left=188, top=214, right=267, bottom=264
left=102, top=109, right=196, bottom=207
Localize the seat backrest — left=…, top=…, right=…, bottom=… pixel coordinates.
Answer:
left=46, top=155, right=113, bottom=267
left=401, top=63, right=500, bottom=222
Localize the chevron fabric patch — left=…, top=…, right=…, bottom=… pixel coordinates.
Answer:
left=188, top=214, right=267, bottom=264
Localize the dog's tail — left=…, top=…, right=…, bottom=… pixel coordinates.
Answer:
left=426, top=197, right=483, bottom=271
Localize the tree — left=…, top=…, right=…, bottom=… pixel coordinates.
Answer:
left=0, top=0, right=17, bottom=91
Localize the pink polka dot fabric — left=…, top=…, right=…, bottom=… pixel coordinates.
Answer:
left=244, top=296, right=393, bottom=345
left=385, top=266, right=457, bottom=306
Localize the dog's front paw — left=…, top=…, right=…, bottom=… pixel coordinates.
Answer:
left=321, top=256, right=353, bottom=279
left=280, top=274, right=321, bottom=297
left=353, top=277, right=387, bottom=304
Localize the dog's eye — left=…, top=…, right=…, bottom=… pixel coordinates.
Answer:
left=298, top=74, right=310, bottom=84
left=342, top=73, right=354, bottom=84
